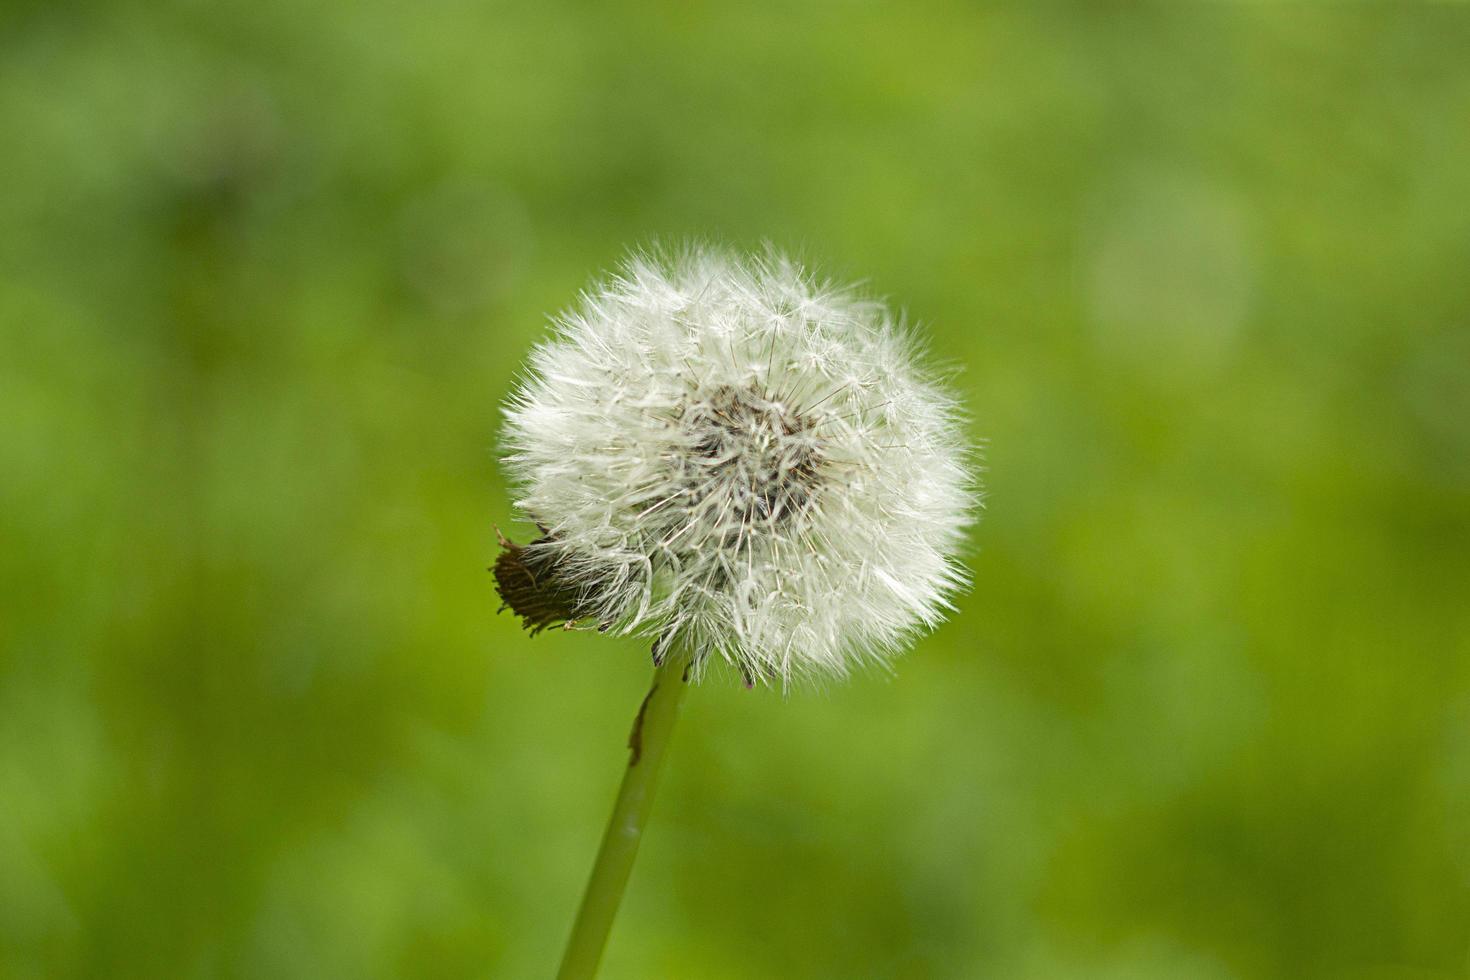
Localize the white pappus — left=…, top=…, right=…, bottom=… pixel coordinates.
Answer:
left=499, top=246, right=976, bottom=685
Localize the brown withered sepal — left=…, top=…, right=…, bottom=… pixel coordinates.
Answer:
left=491, top=528, right=599, bottom=635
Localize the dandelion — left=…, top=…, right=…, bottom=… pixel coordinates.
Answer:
left=499, top=246, right=973, bottom=682
left=493, top=246, right=976, bottom=979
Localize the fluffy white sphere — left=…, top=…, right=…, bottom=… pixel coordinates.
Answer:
left=501, top=247, right=975, bottom=684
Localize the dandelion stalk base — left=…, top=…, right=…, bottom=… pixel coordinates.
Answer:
left=555, top=654, right=691, bottom=980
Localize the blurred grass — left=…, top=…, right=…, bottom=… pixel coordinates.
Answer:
left=3, top=2, right=1469, bottom=978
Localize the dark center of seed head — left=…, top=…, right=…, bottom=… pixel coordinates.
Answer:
left=681, top=385, right=825, bottom=527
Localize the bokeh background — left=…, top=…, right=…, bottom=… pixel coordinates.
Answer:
left=4, top=3, right=1469, bottom=978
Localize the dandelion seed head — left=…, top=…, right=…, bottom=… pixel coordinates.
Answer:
left=501, top=246, right=976, bottom=684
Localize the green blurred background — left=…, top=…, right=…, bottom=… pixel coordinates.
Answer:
left=4, top=2, right=1469, bottom=978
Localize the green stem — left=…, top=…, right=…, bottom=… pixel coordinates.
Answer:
left=555, top=654, right=691, bottom=980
